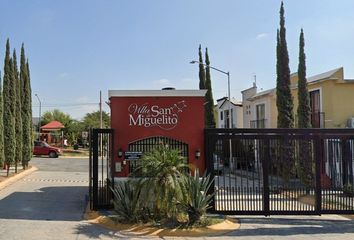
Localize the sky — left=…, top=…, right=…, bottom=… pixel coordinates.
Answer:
left=1, top=0, right=354, bottom=119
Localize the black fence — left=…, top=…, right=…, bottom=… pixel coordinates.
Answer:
left=128, top=136, right=188, bottom=173
left=205, top=128, right=354, bottom=215
left=89, top=128, right=114, bottom=210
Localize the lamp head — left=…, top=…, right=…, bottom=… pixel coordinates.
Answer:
left=190, top=61, right=197, bottom=64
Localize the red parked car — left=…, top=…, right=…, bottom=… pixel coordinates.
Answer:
left=33, top=141, right=61, bottom=158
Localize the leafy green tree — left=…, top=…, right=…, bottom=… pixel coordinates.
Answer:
left=198, top=45, right=206, bottom=90
left=81, top=111, right=110, bottom=130
left=297, top=29, right=313, bottom=189
left=276, top=1, right=294, bottom=128
left=41, top=109, right=72, bottom=126
left=0, top=74, right=4, bottom=168
left=204, top=48, right=216, bottom=128
left=3, top=39, right=16, bottom=175
left=21, top=44, right=32, bottom=168
left=13, top=49, right=22, bottom=173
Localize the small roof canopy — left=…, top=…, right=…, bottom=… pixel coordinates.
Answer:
left=40, top=120, right=65, bottom=131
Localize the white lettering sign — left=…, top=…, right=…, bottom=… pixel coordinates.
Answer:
left=128, top=101, right=187, bottom=130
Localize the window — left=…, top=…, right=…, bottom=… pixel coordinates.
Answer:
left=220, top=111, right=223, bottom=120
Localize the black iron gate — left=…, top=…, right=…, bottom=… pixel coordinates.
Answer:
left=89, top=128, right=114, bottom=210
left=128, top=136, right=188, bottom=173
left=205, top=128, right=354, bottom=215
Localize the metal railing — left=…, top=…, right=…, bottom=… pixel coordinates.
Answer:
left=205, top=128, right=354, bottom=215
left=250, top=119, right=267, bottom=128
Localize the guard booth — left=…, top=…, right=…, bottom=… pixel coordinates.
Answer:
left=89, top=89, right=207, bottom=210
left=110, top=89, right=207, bottom=178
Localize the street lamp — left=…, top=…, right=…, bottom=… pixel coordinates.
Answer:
left=35, top=94, right=41, bottom=140
left=190, top=61, right=232, bottom=128
left=190, top=60, right=233, bottom=168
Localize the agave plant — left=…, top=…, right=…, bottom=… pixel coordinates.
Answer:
left=178, top=171, right=214, bottom=226
left=110, top=180, right=143, bottom=223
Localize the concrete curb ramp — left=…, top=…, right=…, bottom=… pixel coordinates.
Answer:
left=0, top=166, right=38, bottom=191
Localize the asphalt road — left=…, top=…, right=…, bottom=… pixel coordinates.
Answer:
left=0, top=157, right=121, bottom=240
left=0, top=157, right=353, bottom=240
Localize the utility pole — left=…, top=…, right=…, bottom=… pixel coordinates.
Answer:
left=99, top=90, right=103, bottom=128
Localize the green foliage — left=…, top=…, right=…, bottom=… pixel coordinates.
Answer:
left=81, top=110, right=110, bottom=130
left=198, top=45, right=206, bottom=90
left=112, top=144, right=215, bottom=226
left=276, top=2, right=294, bottom=128
left=297, top=29, right=311, bottom=129
left=13, top=49, right=22, bottom=172
left=343, top=183, right=354, bottom=197
left=0, top=75, right=4, bottom=167
left=178, top=172, right=214, bottom=226
left=41, top=109, right=72, bottom=126
left=3, top=39, right=16, bottom=174
left=204, top=48, right=216, bottom=128
left=111, top=181, right=143, bottom=223
left=21, top=44, right=32, bottom=168
left=133, top=143, right=189, bottom=219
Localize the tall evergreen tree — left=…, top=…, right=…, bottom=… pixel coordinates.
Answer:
left=13, top=49, right=22, bottom=173
left=204, top=48, right=216, bottom=128
left=276, top=1, right=294, bottom=128
left=3, top=39, right=16, bottom=176
left=21, top=44, right=32, bottom=169
left=297, top=29, right=313, bottom=189
left=0, top=74, right=4, bottom=168
left=275, top=2, right=294, bottom=182
left=297, top=29, right=311, bottom=128
left=198, top=45, right=206, bottom=90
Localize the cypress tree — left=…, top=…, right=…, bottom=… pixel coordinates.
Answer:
left=204, top=48, right=216, bottom=128
left=21, top=44, right=32, bottom=169
left=3, top=39, right=16, bottom=176
left=275, top=2, right=294, bottom=182
left=297, top=29, right=313, bottom=189
left=198, top=45, right=206, bottom=90
left=13, top=49, right=22, bottom=173
left=276, top=1, right=294, bottom=128
left=0, top=74, right=4, bottom=168
left=297, top=29, right=311, bottom=128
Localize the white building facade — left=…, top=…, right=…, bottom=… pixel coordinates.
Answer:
left=216, top=97, right=243, bottom=128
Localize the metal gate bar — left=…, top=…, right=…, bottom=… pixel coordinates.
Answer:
left=89, top=128, right=114, bottom=210
left=205, top=128, right=354, bottom=215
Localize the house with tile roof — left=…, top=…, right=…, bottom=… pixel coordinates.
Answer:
left=241, top=67, right=354, bottom=128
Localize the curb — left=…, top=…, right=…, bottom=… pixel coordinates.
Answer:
left=0, top=166, right=38, bottom=191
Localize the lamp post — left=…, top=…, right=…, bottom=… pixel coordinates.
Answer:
left=35, top=94, right=41, bottom=140
left=190, top=61, right=233, bottom=168
left=190, top=61, right=232, bottom=128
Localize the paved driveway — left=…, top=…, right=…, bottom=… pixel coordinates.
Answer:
left=0, top=157, right=353, bottom=240
left=0, top=157, right=120, bottom=240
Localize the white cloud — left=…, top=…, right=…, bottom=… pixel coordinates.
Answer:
left=154, top=78, right=171, bottom=86
left=59, top=72, right=68, bottom=78
left=256, top=33, right=268, bottom=40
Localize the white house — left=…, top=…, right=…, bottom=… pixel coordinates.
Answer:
left=216, top=97, right=243, bottom=128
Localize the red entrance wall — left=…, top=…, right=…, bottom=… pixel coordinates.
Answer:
left=110, top=91, right=206, bottom=177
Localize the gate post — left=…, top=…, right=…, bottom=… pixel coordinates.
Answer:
left=205, top=129, right=216, bottom=212
left=262, top=138, right=270, bottom=216
left=314, top=135, right=323, bottom=215
left=92, top=129, right=99, bottom=210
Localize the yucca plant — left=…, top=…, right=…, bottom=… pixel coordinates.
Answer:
left=178, top=171, right=214, bottom=226
left=132, top=143, right=190, bottom=220
left=110, top=180, right=143, bottom=223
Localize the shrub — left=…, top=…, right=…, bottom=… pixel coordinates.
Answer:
left=111, top=180, right=143, bottom=223
left=177, top=171, right=214, bottom=226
